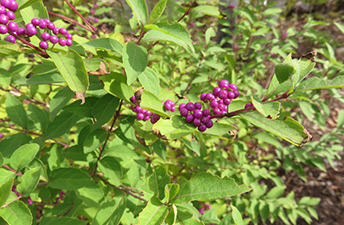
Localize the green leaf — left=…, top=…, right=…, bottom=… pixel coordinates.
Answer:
left=259, top=200, right=269, bottom=223
left=43, top=111, right=80, bottom=140
left=98, top=156, right=123, bottom=186
left=100, top=72, right=134, bottom=102
left=135, top=120, right=158, bottom=146
left=334, top=22, right=344, bottom=34
left=138, top=67, right=160, bottom=96
left=191, top=5, right=222, bottom=18
left=151, top=139, right=167, bottom=161
left=82, top=38, right=123, bottom=55
left=165, top=184, right=180, bottom=203
left=251, top=96, right=280, bottom=119
left=0, top=68, right=11, bottom=88
left=275, top=61, right=296, bottom=83
left=232, top=206, right=244, bottom=225
left=14, top=72, right=65, bottom=85
left=91, top=94, right=119, bottom=130
left=48, top=144, right=70, bottom=170
left=83, top=128, right=108, bottom=153
left=39, top=217, right=88, bottom=225
left=0, top=153, right=2, bottom=167
left=337, top=110, right=344, bottom=129
left=294, top=75, right=344, bottom=92
left=154, top=116, right=196, bottom=139
left=63, top=97, right=98, bottom=118
left=125, top=0, right=148, bottom=28
left=0, top=169, right=15, bottom=187
left=16, top=167, right=41, bottom=197
left=149, top=0, right=167, bottom=24
left=0, top=179, right=13, bottom=208
left=48, top=168, right=92, bottom=190
left=48, top=49, right=89, bottom=103
left=262, top=7, right=282, bottom=16
left=0, top=201, right=32, bottom=225
left=0, top=134, right=31, bottom=158
left=182, top=137, right=200, bottom=156
left=76, top=181, right=104, bottom=208
left=19, top=1, right=48, bottom=25
left=142, top=22, right=194, bottom=52
left=93, top=195, right=127, bottom=225
left=5, top=94, right=28, bottom=129
left=293, top=58, right=315, bottom=85
left=307, top=206, right=318, bottom=220
left=137, top=196, right=169, bottom=225
left=0, top=41, right=21, bottom=57
left=123, top=42, right=148, bottom=85
left=50, top=87, right=75, bottom=120
left=175, top=204, right=203, bottom=224
left=10, top=143, right=39, bottom=171
left=237, top=8, right=257, bottom=24
left=264, top=186, right=286, bottom=200
left=18, top=0, right=41, bottom=10
left=140, top=89, right=169, bottom=117
left=148, top=166, right=171, bottom=200
left=171, top=173, right=251, bottom=204
left=27, top=103, right=49, bottom=133
left=240, top=111, right=308, bottom=146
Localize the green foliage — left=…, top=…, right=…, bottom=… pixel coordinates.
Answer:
left=0, top=0, right=343, bottom=225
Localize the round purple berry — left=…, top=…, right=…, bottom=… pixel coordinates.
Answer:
left=0, top=6, right=6, bottom=14
left=200, top=93, right=207, bottom=101
left=145, top=111, right=151, bottom=117
left=178, top=103, right=186, bottom=111
left=185, top=102, right=195, bottom=111
left=47, top=22, right=55, bottom=30
left=206, top=120, right=213, bottom=128
left=218, top=90, right=228, bottom=99
left=206, top=93, right=215, bottom=101
left=224, top=98, right=231, bottom=105
left=198, top=124, right=207, bottom=132
left=26, top=27, right=37, bottom=36
left=132, top=107, right=137, bottom=113
left=0, top=14, right=9, bottom=25
left=152, top=113, right=160, bottom=121
left=43, top=18, right=50, bottom=24
left=229, top=84, right=237, bottom=91
left=212, top=87, right=221, bottom=97
left=185, top=114, right=194, bottom=123
left=41, top=32, right=50, bottom=41
left=194, top=102, right=202, bottom=109
left=26, top=23, right=34, bottom=28
left=5, top=35, right=15, bottom=43
left=58, top=38, right=67, bottom=46
left=6, top=11, right=15, bottom=20
left=202, top=109, right=210, bottom=117
left=180, top=108, right=188, bottom=117
left=66, top=33, right=73, bottom=40
left=213, top=108, right=222, bottom=115
left=1, top=0, right=11, bottom=9
left=227, top=91, right=235, bottom=99
left=90, top=9, right=96, bottom=14
left=141, top=108, right=147, bottom=114
left=130, top=95, right=135, bottom=103
left=144, top=115, right=150, bottom=121
left=233, top=90, right=240, bottom=98
left=31, top=18, right=40, bottom=26
left=50, top=35, right=59, bottom=44
left=193, top=109, right=203, bottom=118
left=39, top=41, right=49, bottom=49
left=193, top=118, right=201, bottom=127
left=7, top=21, right=18, bottom=32
left=137, top=113, right=144, bottom=120
left=8, top=0, right=18, bottom=11
left=94, top=18, right=99, bottom=23
left=59, top=27, right=67, bottom=35
left=201, top=116, right=210, bottom=124
left=0, top=24, right=8, bottom=34
left=164, top=102, right=172, bottom=111
left=218, top=80, right=229, bottom=89
left=209, top=100, right=218, bottom=109
left=17, top=27, right=25, bottom=35
left=53, top=27, right=59, bottom=35
left=94, top=4, right=99, bottom=8
left=171, top=106, right=176, bottom=112
left=38, top=20, right=47, bottom=29
left=245, top=103, right=253, bottom=109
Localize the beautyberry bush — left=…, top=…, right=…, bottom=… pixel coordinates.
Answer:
left=0, top=0, right=343, bottom=225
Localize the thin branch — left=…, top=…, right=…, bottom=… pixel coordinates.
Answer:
left=2, top=164, right=22, bottom=176
left=0, top=196, right=22, bottom=209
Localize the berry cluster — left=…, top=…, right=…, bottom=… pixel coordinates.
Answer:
left=0, top=0, right=73, bottom=49
left=130, top=96, right=175, bottom=124
left=179, top=80, right=239, bottom=132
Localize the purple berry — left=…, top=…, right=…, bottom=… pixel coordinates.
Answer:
left=66, top=39, right=73, bottom=46
left=66, top=33, right=73, bottom=40
left=200, top=93, right=207, bottom=101
left=227, top=91, right=235, bottom=99
left=229, top=84, right=237, bottom=91
left=145, top=111, right=151, bottom=117
left=59, top=28, right=67, bottom=35
left=5, top=35, right=15, bottom=43
left=38, top=20, right=47, bottom=29
left=58, top=38, right=67, bottom=46
left=39, top=41, right=49, bottom=49
left=193, top=118, right=201, bottom=127
left=164, top=102, right=172, bottom=111
left=212, top=87, right=221, bottom=97
left=94, top=4, right=99, bottom=8
left=233, top=90, right=240, bottom=98
left=135, top=106, right=141, bottom=112
left=166, top=100, right=174, bottom=106
left=206, top=120, right=213, bottom=128
left=178, top=103, right=186, bottom=111
left=1, top=0, right=11, bottom=9
left=0, top=14, right=9, bottom=25
left=17, top=27, right=25, bottom=35
left=0, top=24, right=8, bottom=34
left=185, top=114, right=194, bottom=123
left=152, top=113, right=160, bottom=121
left=213, top=108, right=221, bottom=115
left=50, top=35, right=59, bottom=44
left=218, top=104, right=225, bottom=111
left=224, top=98, right=231, bottom=105
left=210, top=100, right=218, bottom=109
left=8, top=0, right=18, bottom=11
left=198, top=124, right=207, bottom=132
left=26, top=23, right=34, bottom=28
left=180, top=108, right=188, bottom=117
left=47, top=22, right=55, bottom=30
left=43, top=18, right=50, bottom=24
left=245, top=103, right=253, bottom=109
left=130, top=96, right=135, bottom=103
left=171, top=106, right=176, bottom=112
left=141, top=109, right=147, bottom=114
left=6, top=11, right=15, bottom=20
left=90, top=9, right=96, bottom=14
left=144, top=115, right=150, bottom=121
left=206, top=93, right=215, bottom=101
left=201, top=116, right=210, bottom=124
left=194, top=102, right=202, bottom=109
left=94, top=18, right=99, bottom=23
left=26, top=27, right=37, bottom=36
left=31, top=18, right=40, bottom=26
left=137, top=113, right=144, bottom=120
left=218, top=80, right=229, bottom=89
left=203, top=109, right=210, bottom=117
left=218, top=90, right=228, bottom=99
left=40, top=32, right=50, bottom=41
left=53, top=27, right=59, bottom=35
left=0, top=6, right=6, bottom=14
left=194, top=109, right=203, bottom=118
left=7, top=21, right=17, bottom=32
left=185, top=102, right=195, bottom=111
left=132, top=107, right=137, bottom=113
